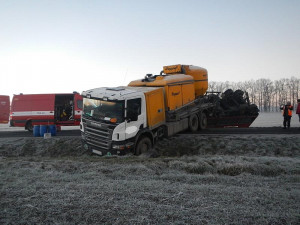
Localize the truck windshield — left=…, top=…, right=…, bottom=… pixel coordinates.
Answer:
left=83, top=98, right=125, bottom=123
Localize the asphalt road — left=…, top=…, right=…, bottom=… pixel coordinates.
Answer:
left=0, top=127, right=299, bottom=138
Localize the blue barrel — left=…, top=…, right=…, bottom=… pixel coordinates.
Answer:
left=48, top=125, right=57, bottom=136
left=33, top=125, right=40, bottom=137
left=40, top=125, right=48, bottom=137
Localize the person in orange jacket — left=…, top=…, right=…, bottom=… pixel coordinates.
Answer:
left=280, top=101, right=293, bottom=129
left=296, top=99, right=300, bottom=123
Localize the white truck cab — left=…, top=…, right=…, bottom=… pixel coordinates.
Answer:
left=81, top=86, right=162, bottom=156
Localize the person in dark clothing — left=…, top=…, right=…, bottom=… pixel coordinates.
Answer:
left=280, top=101, right=293, bottom=129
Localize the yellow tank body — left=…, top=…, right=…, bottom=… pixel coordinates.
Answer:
left=164, top=64, right=208, bottom=97
left=182, top=65, right=208, bottom=97
left=128, top=74, right=195, bottom=111
left=144, top=88, right=165, bottom=129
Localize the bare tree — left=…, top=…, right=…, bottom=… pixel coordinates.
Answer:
left=209, top=77, right=300, bottom=112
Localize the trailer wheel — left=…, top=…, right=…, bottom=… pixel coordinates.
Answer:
left=199, top=113, right=207, bottom=130
left=25, top=120, right=33, bottom=132
left=135, top=136, right=152, bottom=155
left=188, top=114, right=199, bottom=132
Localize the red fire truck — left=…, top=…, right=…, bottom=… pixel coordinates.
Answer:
left=0, top=95, right=10, bottom=124
left=10, top=92, right=82, bottom=131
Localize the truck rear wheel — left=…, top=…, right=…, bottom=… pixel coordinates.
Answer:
left=199, top=113, right=207, bottom=130
left=25, top=120, right=33, bottom=132
left=188, top=114, right=199, bottom=132
left=135, top=136, right=152, bottom=155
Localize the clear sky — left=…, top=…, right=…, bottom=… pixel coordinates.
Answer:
left=0, top=0, right=299, bottom=98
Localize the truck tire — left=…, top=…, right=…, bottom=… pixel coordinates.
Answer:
left=188, top=114, right=199, bottom=132
left=199, top=113, right=207, bottom=130
left=135, top=136, right=152, bottom=155
left=25, top=120, right=33, bottom=132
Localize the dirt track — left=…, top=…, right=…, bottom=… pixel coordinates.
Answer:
left=0, top=134, right=299, bottom=224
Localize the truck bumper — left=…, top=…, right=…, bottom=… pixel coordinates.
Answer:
left=91, top=148, right=119, bottom=156
left=81, top=135, right=134, bottom=156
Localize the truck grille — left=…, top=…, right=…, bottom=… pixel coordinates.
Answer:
left=83, top=118, right=115, bottom=150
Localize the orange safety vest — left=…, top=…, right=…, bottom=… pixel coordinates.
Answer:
left=282, top=105, right=293, bottom=116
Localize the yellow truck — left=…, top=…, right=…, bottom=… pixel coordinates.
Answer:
left=81, top=64, right=258, bottom=156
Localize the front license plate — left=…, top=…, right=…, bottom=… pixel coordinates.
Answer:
left=92, top=149, right=103, bottom=156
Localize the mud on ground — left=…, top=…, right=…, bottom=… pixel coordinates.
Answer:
left=0, top=135, right=299, bottom=224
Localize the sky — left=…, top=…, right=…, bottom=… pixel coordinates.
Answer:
left=0, top=0, right=299, bottom=98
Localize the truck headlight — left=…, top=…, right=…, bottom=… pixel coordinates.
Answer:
left=112, top=144, right=125, bottom=150
left=112, top=142, right=134, bottom=150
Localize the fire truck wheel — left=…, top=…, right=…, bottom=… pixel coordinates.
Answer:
left=188, top=114, right=199, bottom=132
left=135, top=136, right=152, bottom=155
left=199, top=113, right=207, bottom=130
left=25, top=121, right=33, bottom=132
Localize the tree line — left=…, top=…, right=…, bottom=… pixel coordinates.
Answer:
left=208, top=77, right=300, bottom=112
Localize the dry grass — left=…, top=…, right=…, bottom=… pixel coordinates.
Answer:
left=156, top=134, right=300, bottom=157
left=0, top=135, right=299, bottom=224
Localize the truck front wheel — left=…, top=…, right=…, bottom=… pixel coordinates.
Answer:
left=188, top=114, right=199, bottom=132
left=135, top=136, right=152, bottom=155
left=199, top=113, right=208, bottom=130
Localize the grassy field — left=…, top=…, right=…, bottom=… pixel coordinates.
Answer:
left=0, top=135, right=299, bottom=224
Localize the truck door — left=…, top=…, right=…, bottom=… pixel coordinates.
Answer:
left=0, top=95, right=10, bottom=124
left=54, top=94, right=73, bottom=123
left=74, top=94, right=83, bottom=124
left=125, top=98, right=144, bottom=140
